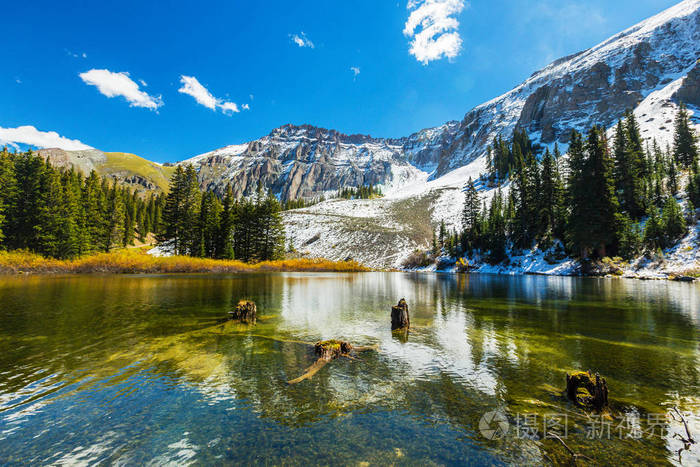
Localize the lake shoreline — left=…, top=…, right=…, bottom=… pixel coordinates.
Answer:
left=0, top=250, right=370, bottom=275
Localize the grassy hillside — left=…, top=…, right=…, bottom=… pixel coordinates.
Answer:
left=103, top=152, right=176, bottom=193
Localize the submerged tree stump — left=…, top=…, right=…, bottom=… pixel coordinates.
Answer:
left=287, top=340, right=375, bottom=385
left=566, top=370, right=609, bottom=410
left=228, top=300, right=257, bottom=323
left=314, top=340, right=353, bottom=360
left=391, top=299, right=410, bottom=331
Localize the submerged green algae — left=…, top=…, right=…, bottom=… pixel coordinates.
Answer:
left=0, top=273, right=697, bottom=465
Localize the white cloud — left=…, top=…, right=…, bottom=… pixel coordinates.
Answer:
left=178, top=75, right=248, bottom=115
left=404, top=0, right=466, bottom=65
left=351, top=66, right=361, bottom=78
left=290, top=32, right=314, bottom=48
left=79, top=69, right=163, bottom=110
left=0, top=125, right=92, bottom=151
left=242, top=104, right=250, bottom=110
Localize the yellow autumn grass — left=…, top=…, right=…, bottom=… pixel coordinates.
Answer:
left=0, top=249, right=370, bottom=274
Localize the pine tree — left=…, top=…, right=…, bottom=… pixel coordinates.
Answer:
left=667, top=158, right=679, bottom=196
left=56, top=170, right=81, bottom=258
left=234, top=198, right=257, bottom=262
left=613, top=115, right=645, bottom=218
left=9, top=151, right=45, bottom=250
left=673, top=103, right=699, bottom=168
left=82, top=171, right=107, bottom=254
left=486, top=189, right=507, bottom=263
left=539, top=148, right=563, bottom=245
left=643, top=207, right=665, bottom=251
left=34, top=161, right=64, bottom=257
left=0, top=148, right=16, bottom=248
left=105, top=181, right=126, bottom=251
left=512, top=148, right=538, bottom=249
left=256, top=194, right=286, bottom=261
left=585, top=127, right=619, bottom=257
left=218, top=184, right=236, bottom=259
left=160, top=165, right=201, bottom=255
left=687, top=162, right=700, bottom=207
left=197, top=191, right=223, bottom=258
left=462, top=178, right=480, bottom=251
left=615, top=213, right=643, bottom=260
left=567, top=128, right=619, bottom=258
left=439, top=221, right=447, bottom=250
left=661, top=196, right=686, bottom=247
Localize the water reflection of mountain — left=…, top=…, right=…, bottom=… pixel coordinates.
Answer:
left=0, top=274, right=697, bottom=465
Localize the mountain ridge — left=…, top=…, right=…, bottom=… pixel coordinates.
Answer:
left=175, top=0, right=700, bottom=202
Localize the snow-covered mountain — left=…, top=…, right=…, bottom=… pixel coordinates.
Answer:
left=175, top=0, right=700, bottom=268
left=183, top=0, right=700, bottom=201
left=437, top=0, right=700, bottom=173
left=181, top=122, right=461, bottom=201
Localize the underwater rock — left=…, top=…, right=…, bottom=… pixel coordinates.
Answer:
left=228, top=300, right=257, bottom=323
left=391, top=299, right=410, bottom=331
left=314, top=340, right=353, bottom=361
left=565, top=370, right=609, bottom=410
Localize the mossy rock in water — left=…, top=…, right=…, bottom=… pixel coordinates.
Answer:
left=228, top=300, right=257, bottom=323
left=566, top=370, right=609, bottom=410
left=315, top=340, right=353, bottom=360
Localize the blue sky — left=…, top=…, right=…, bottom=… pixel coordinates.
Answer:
left=0, top=0, right=680, bottom=162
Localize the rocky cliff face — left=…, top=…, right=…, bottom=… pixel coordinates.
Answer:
left=436, top=0, right=700, bottom=174
left=182, top=0, right=700, bottom=198
left=184, top=122, right=460, bottom=200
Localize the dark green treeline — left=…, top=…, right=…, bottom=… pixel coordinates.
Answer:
left=158, top=165, right=286, bottom=262
left=0, top=148, right=163, bottom=259
left=452, top=105, right=699, bottom=263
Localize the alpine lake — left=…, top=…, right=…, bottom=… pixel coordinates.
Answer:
left=0, top=273, right=698, bottom=465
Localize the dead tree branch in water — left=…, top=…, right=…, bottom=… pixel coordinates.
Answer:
left=287, top=341, right=377, bottom=385
left=549, top=433, right=594, bottom=466
left=670, top=407, right=696, bottom=463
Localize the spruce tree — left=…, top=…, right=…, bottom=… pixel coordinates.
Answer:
left=82, top=171, right=108, bottom=254
left=256, top=194, right=286, bottom=261
left=643, top=207, right=665, bottom=251
left=667, top=158, right=679, bottom=196
left=673, top=103, right=698, bottom=168
left=234, top=198, right=257, bottom=262
left=9, top=151, right=45, bottom=250
left=462, top=178, right=480, bottom=250
left=615, top=213, right=642, bottom=260
left=34, top=161, right=64, bottom=258
left=566, top=130, right=588, bottom=256
left=197, top=191, right=223, bottom=258
left=585, top=127, right=619, bottom=257
left=218, top=184, right=236, bottom=259
left=661, top=196, right=686, bottom=247
left=486, top=189, right=507, bottom=263
left=0, top=148, right=16, bottom=248
left=539, top=148, right=563, bottom=244
left=687, top=162, right=700, bottom=207
left=105, top=181, right=126, bottom=251
left=160, top=165, right=202, bottom=255
left=56, top=170, right=81, bottom=258
left=613, top=115, right=645, bottom=218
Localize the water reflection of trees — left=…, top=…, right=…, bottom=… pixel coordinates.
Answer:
left=0, top=273, right=697, bottom=464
